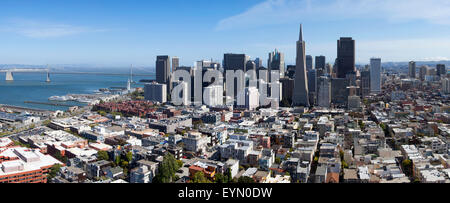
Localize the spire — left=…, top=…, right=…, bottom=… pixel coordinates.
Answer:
left=299, top=24, right=303, bottom=41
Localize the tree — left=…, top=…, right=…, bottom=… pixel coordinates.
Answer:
left=237, top=176, right=255, bottom=183
left=47, top=164, right=62, bottom=182
left=97, top=151, right=109, bottom=161
left=192, top=171, right=211, bottom=183
left=176, top=160, right=184, bottom=169
left=98, top=111, right=107, bottom=116
left=313, top=156, right=319, bottom=163
left=115, top=156, right=121, bottom=167
left=402, top=159, right=413, bottom=177
left=154, top=153, right=179, bottom=183
left=121, top=161, right=129, bottom=168
left=53, top=153, right=68, bottom=164
left=126, top=151, right=133, bottom=162
left=215, top=173, right=227, bottom=183
left=226, top=170, right=233, bottom=183
left=342, top=161, right=349, bottom=169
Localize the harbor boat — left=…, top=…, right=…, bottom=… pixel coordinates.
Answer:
left=49, top=95, right=73, bottom=102
left=76, top=98, right=93, bottom=103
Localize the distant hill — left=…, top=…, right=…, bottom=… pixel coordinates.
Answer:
left=382, top=60, right=450, bottom=69
left=0, top=64, right=155, bottom=74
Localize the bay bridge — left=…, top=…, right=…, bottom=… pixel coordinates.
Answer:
left=0, top=68, right=156, bottom=82
left=0, top=68, right=51, bottom=82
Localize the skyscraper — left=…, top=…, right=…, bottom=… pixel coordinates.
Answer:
left=315, top=56, right=326, bottom=70
left=337, top=37, right=356, bottom=78
left=331, top=78, right=349, bottom=106
left=419, top=66, right=428, bottom=81
left=437, top=64, right=447, bottom=77
left=224, top=53, right=249, bottom=105
left=370, top=58, right=382, bottom=93
left=254, top=58, right=263, bottom=69
left=156, top=55, right=171, bottom=98
left=172, top=57, right=179, bottom=73
left=292, top=24, right=310, bottom=107
left=306, top=55, right=313, bottom=71
left=307, top=69, right=317, bottom=105
left=156, top=55, right=170, bottom=84
left=280, top=77, right=294, bottom=106
left=317, top=76, right=331, bottom=108
left=268, top=49, right=285, bottom=77
left=223, top=53, right=249, bottom=72
left=360, top=67, right=371, bottom=98
left=409, top=61, right=416, bottom=79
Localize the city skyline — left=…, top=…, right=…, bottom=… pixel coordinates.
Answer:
left=0, top=0, right=450, bottom=67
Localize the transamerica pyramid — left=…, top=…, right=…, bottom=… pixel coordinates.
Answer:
left=292, top=24, right=310, bottom=107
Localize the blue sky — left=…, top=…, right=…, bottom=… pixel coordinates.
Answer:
left=0, top=0, right=450, bottom=67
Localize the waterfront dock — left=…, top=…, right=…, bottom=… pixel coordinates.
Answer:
left=24, top=101, right=76, bottom=107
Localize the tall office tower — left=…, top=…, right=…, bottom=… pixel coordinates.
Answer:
left=307, top=69, right=317, bottom=105
left=419, top=66, right=428, bottom=81
left=268, top=49, right=285, bottom=77
left=370, top=58, right=382, bottom=93
left=156, top=56, right=171, bottom=98
left=360, top=68, right=371, bottom=98
left=315, top=56, right=326, bottom=70
left=156, top=55, right=170, bottom=84
left=254, top=58, right=263, bottom=69
left=292, top=24, right=310, bottom=107
left=223, top=53, right=250, bottom=72
left=437, top=64, right=447, bottom=77
left=144, top=82, right=167, bottom=103
left=409, top=61, right=416, bottom=79
left=172, top=57, right=179, bottom=73
left=337, top=37, right=356, bottom=78
left=306, top=55, right=313, bottom=71
left=224, top=53, right=249, bottom=105
left=280, top=78, right=294, bottom=105
left=317, top=76, right=331, bottom=108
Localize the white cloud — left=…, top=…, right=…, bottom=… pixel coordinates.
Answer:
left=0, top=19, right=107, bottom=38
left=216, top=0, right=450, bottom=30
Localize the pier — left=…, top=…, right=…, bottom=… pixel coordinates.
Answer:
left=24, top=101, right=76, bottom=107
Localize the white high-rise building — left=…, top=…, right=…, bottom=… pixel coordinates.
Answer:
left=246, top=87, right=260, bottom=110
left=370, top=58, right=382, bottom=93
left=144, top=82, right=167, bottom=103
left=204, top=85, right=223, bottom=107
